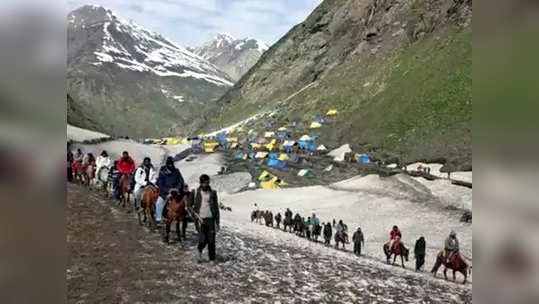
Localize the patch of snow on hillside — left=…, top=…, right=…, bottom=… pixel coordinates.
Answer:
left=173, top=95, right=184, bottom=103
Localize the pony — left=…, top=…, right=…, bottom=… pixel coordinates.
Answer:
left=431, top=251, right=470, bottom=284
left=83, top=162, right=95, bottom=188
left=383, top=240, right=409, bottom=268
left=96, top=166, right=110, bottom=192
left=162, top=189, right=188, bottom=244
left=251, top=210, right=258, bottom=222
left=137, top=185, right=159, bottom=229
left=118, top=173, right=131, bottom=210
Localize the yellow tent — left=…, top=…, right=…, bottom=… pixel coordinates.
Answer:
left=299, top=135, right=311, bottom=141
left=242, top=154, right=248, bottom=160
left=258, top=170, right=270, bottom=181
left=261, top=179, right=280, bottom=189
left=180, top=138, right=189, bottom=144
left=309, top=122, right=322, bottom=129
left=248, top=129, right=254, bottom=135
left=230, top=143, right=239, bottom=149
left=150, top=138, right=162, bottom=144
left=278, top=127, right=287, bottom=131
left=228, top=137, right=238, bottom=142
left=326, top=109, right=338, bottom=116
left=250, top=143, right=261, bottom=149
left=203, top=142, right=220, bottom=153
left=264, top=131, right=275, bottom=138
left=354, top=153, right=361, bottom=162
left=278, top=153, right=289, bottom=161
left=255, top=151, right=268, bottom=159
left=265, top=143, right=275, bottom=151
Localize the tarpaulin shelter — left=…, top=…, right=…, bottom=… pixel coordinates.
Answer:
left=257, top=137, right=269, bottom=144
left=278, top=153, right=289, bottom=161
left=298, top=141, right=309, bottom=149
left=298, top=169, right=314, bottom=177
left=308, top=144, right=317, bottom=151
left=260, top=179, right=280, bottom=189
left=269, top=153, right=279, bottom=160
left=299, top=135, right=311, bottom=141
left=229, top=143, right=239, bottom=149
left=258, top=170, right=270, bottom=181
left=326, top=109, right=338, bottom=116
left=203, top=142, right=219, bottom=153
left=250, top=143, right=261, bottom=149
left=278, top=132, right=287, bottom=139
left=255, top=151, right=268, bottom=159
left=317, top=145, right=327, bottom=151
left=359, top=155, right=371, bottom=163
left=310, top=135, right=318, bottom=141
left=217, top=133, right=228, bottom=144
left=283, top=140, right=296, bottom=146
left=309, top=122, right=322, bottom=129
left=264, top=131, right=275, bottom=138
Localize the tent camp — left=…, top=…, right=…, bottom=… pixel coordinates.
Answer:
left=278, top=153, right=289, bottom=161
left=260, top=177, right=286, bottom=189
left=317, top=145, right=327, bottom=151
left=257, top=137, right=269, bottom=144
left=309, top=122, right=322, bottom=129
left=298, top=141, right=310, bottom=149
left=203, top=142, right=219, bottom=153
left=255, top=152, right=269, bottom=159
left=299, top=135, right=311, bottom=141
left=264, top=131, right=275, bottom=138
left=358, top=155, right=371, bottom=163
left=258, top=170, right=270, bottom=181
left=269, top=153, right=279, bottom=160
left=326, top=109, right=338, bottom=116
left=268, top=159, right=287, bottom=169
left=298, top=169, right=314, bottom=177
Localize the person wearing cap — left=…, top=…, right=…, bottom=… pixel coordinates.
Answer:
left=155, top=156, right=184, bottom=223
left=133, top=157, right=157, bottom=210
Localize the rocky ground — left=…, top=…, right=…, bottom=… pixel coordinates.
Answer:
left=68, top=183, right=471, bottom=303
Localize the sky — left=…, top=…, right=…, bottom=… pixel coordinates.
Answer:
left=67, top=0, right=321, bottom=48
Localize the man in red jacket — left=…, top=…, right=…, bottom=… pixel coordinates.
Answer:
left=388, top=225, right=402, bottom=251
left=114, top=151, right=136, bottom=198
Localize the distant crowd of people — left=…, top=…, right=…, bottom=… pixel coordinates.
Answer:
left=251, top=207, right=462, bottom=272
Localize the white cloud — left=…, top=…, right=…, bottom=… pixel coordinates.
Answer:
left=67, top=0, right=320, bottom=47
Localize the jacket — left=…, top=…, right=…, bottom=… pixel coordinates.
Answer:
left=156, top=165, right=184, bottom=197
left=190, top=187, right=220, bottom=226
left=336, top=223, right=345, bottom=233
left=389, top=229, right=402, bottom=240
left=324, top=224, right=332, bottom=237
left=414, top=238, right=426, bottom=257
left=117, top=157, right=136, bottom=174
left=134, top=165, right=157, bottom=192
left=96, top=156, right=111, bottom=171
left=445, top=236, right=459, bottom=252
left=312, top=217, right=320, bottom=227
left=353, top=231, right=364, bottom=244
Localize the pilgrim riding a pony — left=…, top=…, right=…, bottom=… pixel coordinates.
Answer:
left=116, top=151, right=136, bottom=210
left=431, top=231, right=470, bottom=283
left=383, top=226, right=409, bottom=267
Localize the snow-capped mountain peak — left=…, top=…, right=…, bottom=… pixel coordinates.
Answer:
left=195, top=33, right=270, bottom=80
left=68, top=5, right=233, bottom=87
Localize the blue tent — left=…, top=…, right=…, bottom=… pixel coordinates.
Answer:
left=247, top=136, right=256, bottom=143
left=284, top=145, right=293, bottom=153
left=309, top=135, right=318, bottom=142
left=308, top=144, right=317, bottom=151
left=269, top=153, right=279, bottom=160
left=267, top=159, right=279, bottom=167
left=248, top=152, right=256, bottom=159
left=217, top=132, right=228, bottom=144
left=314, top=115, right=325, bottom=123
left=278, top=132, right=287, bottom=139
left=298, top=141, right=309, bottom=149
left=236, top=152, right=245, bottom=159
left=359, top=155, right=371, bottom=163
left=276, top=160, right=287, bottom=170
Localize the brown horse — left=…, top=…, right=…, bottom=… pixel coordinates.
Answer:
left=83, top=162, right=95, bottom=188
left=383, top=241, right=409, bottom=268
left=431, top=251, right=470, bottom=284
left=162, top=189, right=188, bottom=244
left=118, top=174, right=131, bottom=210
left=334, top=231, right=348, bottom=249
left=137, top=186, right=159, bottom=229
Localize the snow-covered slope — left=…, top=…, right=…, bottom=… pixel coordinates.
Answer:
left=195, top=33, right=269, bottom=81
left=67, top=124, right=109, bottom=142
left=68, top=5, right=232, bottom=86
left=67, top=5, right=233, bottom=138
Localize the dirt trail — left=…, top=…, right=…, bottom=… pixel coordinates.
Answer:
left=68, top=184, right=472, bottom=303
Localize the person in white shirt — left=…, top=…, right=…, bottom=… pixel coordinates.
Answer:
left=191, top=174, right=220, bottom=262
left=133, top=157, right=157, bottom=210
left=95, top=150, right=111, bottom=186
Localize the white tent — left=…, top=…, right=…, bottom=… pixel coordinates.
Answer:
left=317, top=145, right=327, bottom=151
left=299, top=135, right=311, bottom=141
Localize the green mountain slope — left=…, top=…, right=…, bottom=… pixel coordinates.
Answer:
left=207, top=0, right=472, bottom=169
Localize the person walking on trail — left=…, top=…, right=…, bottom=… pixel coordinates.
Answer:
left=75, top=148, right=84, bottom=164
left=444, top=230, right=459, bottom=264
left=114, top=151, right=136, bottom=198
left=414, top=236, right=426, bottom=271
left=133, top=157, right=157, bottom=210
left=275, top=212, right=282, bottom=229
left=155, top=156, right=184, bottom=223
left=352, top=227, right=365, bottom=256
left=67, top=148, right=73, bottom=182
left=109, top=160, right=119, bottom=194
left=323, top=222, right=332, bottom=246
left=191, top=174, right=220, bottom=262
